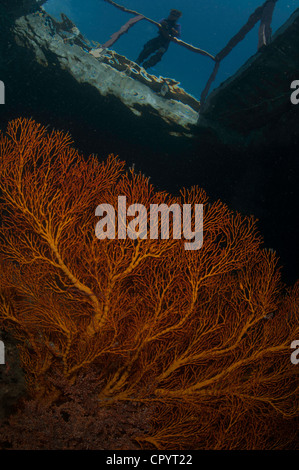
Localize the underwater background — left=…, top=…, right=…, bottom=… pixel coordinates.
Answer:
left=44, top=0, right=298, bottom=99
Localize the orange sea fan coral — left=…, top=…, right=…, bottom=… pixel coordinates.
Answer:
left=0, top=118, right=298, bottom=449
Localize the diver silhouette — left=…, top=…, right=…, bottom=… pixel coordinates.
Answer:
left=136, top=9, right=182, bottom=70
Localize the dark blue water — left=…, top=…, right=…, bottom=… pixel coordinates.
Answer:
left=44, top=0, right=298, bottom=99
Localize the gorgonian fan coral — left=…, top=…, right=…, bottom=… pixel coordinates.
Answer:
left=0, top=118, right=298, bottom=449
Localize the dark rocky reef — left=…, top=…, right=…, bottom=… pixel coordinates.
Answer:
left=0, top=1, right=298, bottom=283
left=0, top=0, right=47, bottom=21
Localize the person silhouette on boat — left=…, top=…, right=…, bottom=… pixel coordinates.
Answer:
left=136, top=9, right=182, bottom=70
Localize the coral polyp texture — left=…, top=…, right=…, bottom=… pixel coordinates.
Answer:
left=0, top=118, right=298, bottom=450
